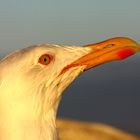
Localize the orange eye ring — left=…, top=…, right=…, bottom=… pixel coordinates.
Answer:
left=38, top=54, right=53, bottom=65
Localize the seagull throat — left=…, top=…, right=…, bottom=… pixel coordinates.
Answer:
left=0, top=65, right=84, bottom=140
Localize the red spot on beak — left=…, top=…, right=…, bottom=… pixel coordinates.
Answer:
left=117, top=49, right=135, bottom=60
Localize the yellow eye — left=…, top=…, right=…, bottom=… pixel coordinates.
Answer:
left=38, top=54, right=53, bottom=65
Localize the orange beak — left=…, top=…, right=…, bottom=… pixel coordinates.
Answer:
left=61, top=37, right=140, bottom=74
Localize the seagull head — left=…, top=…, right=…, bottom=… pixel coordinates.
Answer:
left=0, top=37, right=139, bottom=118
left=0, top=37, right=139, bottom=140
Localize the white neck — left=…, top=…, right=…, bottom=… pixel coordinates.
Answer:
left=0, top=94, right=59, bottom=140
left=0, top=81, right=60, bottom=140
left=0, top=66, right=84, bottom=140
left=0, top=110, right=58, bottom=140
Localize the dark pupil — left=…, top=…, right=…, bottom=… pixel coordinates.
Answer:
left=43, top=57, right=47, bottom=62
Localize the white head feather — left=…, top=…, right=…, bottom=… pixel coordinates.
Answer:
left=0, top=44, right=91, bottom=140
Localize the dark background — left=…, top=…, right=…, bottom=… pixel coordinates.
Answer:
left=58, top=56, right=140, bottom=135
left=0, top=0, right=140, bottom=135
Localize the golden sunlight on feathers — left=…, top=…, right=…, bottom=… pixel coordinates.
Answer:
left=0, top=37, right=139, bottom=140
left=57, top=119, right=140, bottom=140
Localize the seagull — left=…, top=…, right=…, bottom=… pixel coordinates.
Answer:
left=0, top=37, right=139, bottom=140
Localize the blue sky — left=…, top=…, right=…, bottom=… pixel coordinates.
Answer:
left=0, top=0, right=140, bottom=134
left=0, top=0, right=140, bottom=54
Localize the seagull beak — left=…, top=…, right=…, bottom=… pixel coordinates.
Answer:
left=61, top=37, right=140, bottom=74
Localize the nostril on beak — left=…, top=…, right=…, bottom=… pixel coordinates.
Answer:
left=104, top=44, right=114, bottom=48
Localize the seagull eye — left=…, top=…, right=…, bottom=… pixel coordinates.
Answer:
left=38, top=54, right=52, bottom=65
